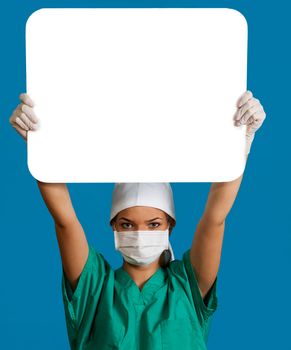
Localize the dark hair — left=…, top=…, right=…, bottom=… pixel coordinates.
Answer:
left=160, top=248, right=172, bottom=268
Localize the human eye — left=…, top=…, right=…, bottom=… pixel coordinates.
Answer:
left=149, top=222, right=160, bottom=228
left=121, top=223, right=133, bottom=229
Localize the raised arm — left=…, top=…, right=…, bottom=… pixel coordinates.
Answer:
left=9, top=92, right=89, bottom=292
left=190, top=90, right=266, bottom=300
left=190, top=172, right=244, bottom=299
left=37, top=181, right=89, bottom=292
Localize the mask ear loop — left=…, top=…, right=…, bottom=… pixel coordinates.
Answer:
left=168, top=242, right=175, bottom=261
left=167, top=224, right=175, bottom=261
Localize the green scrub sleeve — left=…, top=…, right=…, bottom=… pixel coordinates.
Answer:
left=182, top=248, right=218, bottom=326
left=61, top=244, right=110, bottom=339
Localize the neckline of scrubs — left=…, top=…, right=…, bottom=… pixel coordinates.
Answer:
left=115, top=265, right=167, bottom=305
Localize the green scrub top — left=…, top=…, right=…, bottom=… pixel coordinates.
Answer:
left=61, top=244, right=218, bottom=350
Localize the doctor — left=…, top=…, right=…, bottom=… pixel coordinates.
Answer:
left=9, top=90, right=266, bottom=350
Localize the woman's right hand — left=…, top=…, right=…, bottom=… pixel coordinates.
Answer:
left=9, top=92, right=39, bottom=142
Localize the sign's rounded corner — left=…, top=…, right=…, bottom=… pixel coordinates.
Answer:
left=225, top=8, right=248, bottom=29
left=227, top=162, right=246, bottom=182
left=27, top=157, right=44, bottom=182
left=25, top=8, right=49, bottom=29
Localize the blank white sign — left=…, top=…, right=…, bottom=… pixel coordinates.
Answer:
left=26, top=8, right=248, bottom=183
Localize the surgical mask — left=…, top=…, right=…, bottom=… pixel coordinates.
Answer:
left=114, top=227, right=174, bottom=266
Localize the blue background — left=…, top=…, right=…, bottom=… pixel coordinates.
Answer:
left=1, top=1, right=290, bottom=349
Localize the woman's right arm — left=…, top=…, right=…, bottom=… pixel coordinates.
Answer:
left=37, top=181, right=89, bottom=292
left=9, top=93, right=89, bottom=292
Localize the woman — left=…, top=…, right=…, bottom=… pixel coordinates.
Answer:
left=9, top=91, right=266, bottom=350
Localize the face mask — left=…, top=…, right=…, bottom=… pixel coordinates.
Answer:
left=114, top=227, right=174, bottom=266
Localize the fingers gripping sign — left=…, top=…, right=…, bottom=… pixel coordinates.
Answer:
left=9, top=93, right=39, bottom=142
left=233, top=90, right=267, bottom=155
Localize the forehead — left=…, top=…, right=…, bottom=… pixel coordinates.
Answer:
left=116, top=206, right=166, bottom=219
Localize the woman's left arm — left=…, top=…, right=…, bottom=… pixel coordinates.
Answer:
left=190, top=90, right=267, bottom=300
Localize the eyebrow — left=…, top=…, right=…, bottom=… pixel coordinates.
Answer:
left=118, top=217, right=163, bottom=222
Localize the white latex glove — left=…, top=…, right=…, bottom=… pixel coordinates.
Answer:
left=9, top=92, right=39, bottom=142
left=233, top=90, right=266, bottom=156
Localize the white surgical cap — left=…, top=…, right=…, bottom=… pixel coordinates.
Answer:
left=109, top=183, right=176, bottom=225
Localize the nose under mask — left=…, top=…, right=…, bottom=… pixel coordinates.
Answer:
left=114, top=228, right=174, bottom=266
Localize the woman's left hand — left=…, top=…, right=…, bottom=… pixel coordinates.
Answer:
left=233, top=90, right=267, bottom=155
